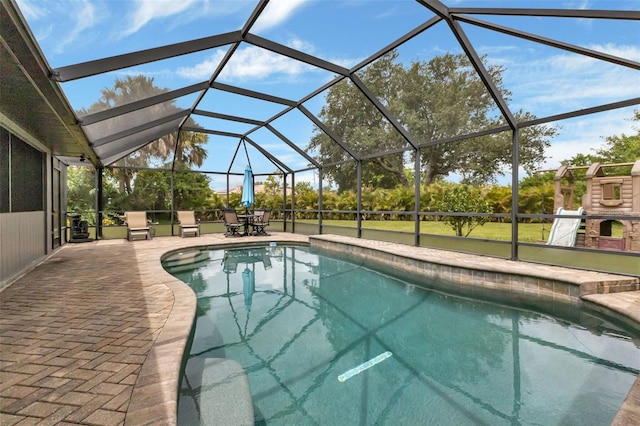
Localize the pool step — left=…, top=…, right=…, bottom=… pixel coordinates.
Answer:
left=186, top=358, right=254, bottom=425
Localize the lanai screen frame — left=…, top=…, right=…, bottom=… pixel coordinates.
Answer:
left=29, top=0, right=640, bottom=264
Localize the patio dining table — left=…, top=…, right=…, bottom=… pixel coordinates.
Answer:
left=237, top=214, right=258, bottom=236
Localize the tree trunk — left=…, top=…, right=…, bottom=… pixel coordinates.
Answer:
left=423, top=163, right=438, bottom=186
left=374, top=158, right=409, bottom=187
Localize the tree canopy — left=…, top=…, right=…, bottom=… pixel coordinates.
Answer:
left=434, top=183, right=491, bottom=236
left=308, top=51, right=556, bottom=192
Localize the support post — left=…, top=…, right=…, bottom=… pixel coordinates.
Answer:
left=282, top=173, right=288, bottom=232
left=226, top=174, right=230, bottom=208
left=291, top=172, right=296, bottom=233
left=414, top=149, right=421, bottom=246
left=170, top=172, right=175, bottom=236
left=357, top=161, right=362, bottom=239
left=511, top=129, right=520, bottom=260
left=96, top=167, right=103, bottom=239
left=318, top=168, right=323, bottom=235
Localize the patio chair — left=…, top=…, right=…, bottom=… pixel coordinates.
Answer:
left=223, top=209, right=242, bottom=237
left=253, top=209, right=265, bottom=222
left=252, top=209, right=271, bottom=236
left=177, top=210, right=200, bottom=237
left=125, top=211, right=152, bottom=241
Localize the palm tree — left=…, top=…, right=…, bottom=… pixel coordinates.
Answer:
left=176, top=119, right=208, bottom=168
left=79, top=75, right=208, bottom=192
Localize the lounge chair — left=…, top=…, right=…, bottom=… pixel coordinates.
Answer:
left=125, top=211, right=152, bottom=241
left=223, top=209, right=242, bottom=237
left=177, top=210, right=200, bottom=237
left=252, top=209, right=271, bottom=236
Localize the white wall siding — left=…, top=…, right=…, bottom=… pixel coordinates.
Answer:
left=0, top=211, right=45, bottom=288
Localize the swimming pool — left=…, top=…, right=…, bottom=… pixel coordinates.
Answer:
left=164, top=244, right=640, bottom=425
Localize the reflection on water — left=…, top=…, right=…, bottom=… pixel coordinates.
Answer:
left=164, top=246, right=640, bottom=426
left=221, top=248, right=272, bottom=311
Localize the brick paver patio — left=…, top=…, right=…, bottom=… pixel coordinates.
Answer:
left=0, top=241, right=172, bottom=425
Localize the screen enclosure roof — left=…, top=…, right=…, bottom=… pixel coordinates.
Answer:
left=1, top=0, right=639, bottom=176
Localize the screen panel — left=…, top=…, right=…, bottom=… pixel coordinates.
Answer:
left=10, top=135, right=44, bottom=212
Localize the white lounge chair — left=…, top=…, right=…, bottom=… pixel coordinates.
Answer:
left=177, top=211, right=200, bottom=237
left=125, top=211, right=152, bottom=241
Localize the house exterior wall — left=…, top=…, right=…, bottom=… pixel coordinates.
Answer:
left=0, top=211, right=45, bottom=287
left=0, top=122, right=53, bottom=288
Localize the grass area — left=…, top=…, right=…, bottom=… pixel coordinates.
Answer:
left=304, top=219, right=624, bottom=241
left=300, top=219, right=553, bottom=242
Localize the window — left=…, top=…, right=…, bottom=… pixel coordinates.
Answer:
left=600, top=180, right=623, bottom=207
left=0, top=127, right=9, bottom=212
left=0, top=126, right=44, bottom=212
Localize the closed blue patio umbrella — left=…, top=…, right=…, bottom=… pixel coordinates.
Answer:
left=241, top=165, right=254, bottom=213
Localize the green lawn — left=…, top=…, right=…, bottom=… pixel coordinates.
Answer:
left=301, top=219, right=552, bottom=242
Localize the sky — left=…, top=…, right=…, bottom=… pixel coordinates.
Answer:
left=15, top=0, right=640, bottom=189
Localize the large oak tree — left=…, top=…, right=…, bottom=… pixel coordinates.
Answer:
left=308, top=51, right=556, bottom=192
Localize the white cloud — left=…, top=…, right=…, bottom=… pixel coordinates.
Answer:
left=16, top=0, right=102, bottom=52
left=115, top=0, right=251, bottom=38
left=260, top=149, right=309, bottom=168
left=55, top=0, right=100, bottom=53
left=15, top=0, right=49, bottom=20
left=490, top=43, right=640, bottom=115
left=171, top=1, right=249, bottom=28
left=542, top=108, right=638, bottom=169
left=176, top=36, right=360, bottom=83
left=177, top=44, right=315, bottom=81
left=288, top=37, right=315, bottom=53
left=251, top=0, right=309, bottom=33
left=591, top=43, right=640, bottom=61
left=121, top=0, right=196, bottom=37
left=176, top=51, right=226, bottom=80
left=221, top=45, right=312, bottom=79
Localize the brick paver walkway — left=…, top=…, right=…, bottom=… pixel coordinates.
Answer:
left=0, top=241, right=173, bottom=425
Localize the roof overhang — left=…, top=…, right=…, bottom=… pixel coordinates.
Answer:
left=0, top=1, right=97, bottom=165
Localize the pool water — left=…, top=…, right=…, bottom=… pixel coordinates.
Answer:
left=164, top=245, right=640, bottom=425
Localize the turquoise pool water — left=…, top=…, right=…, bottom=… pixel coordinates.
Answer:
left=164, top=245, right=640, bottom=425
